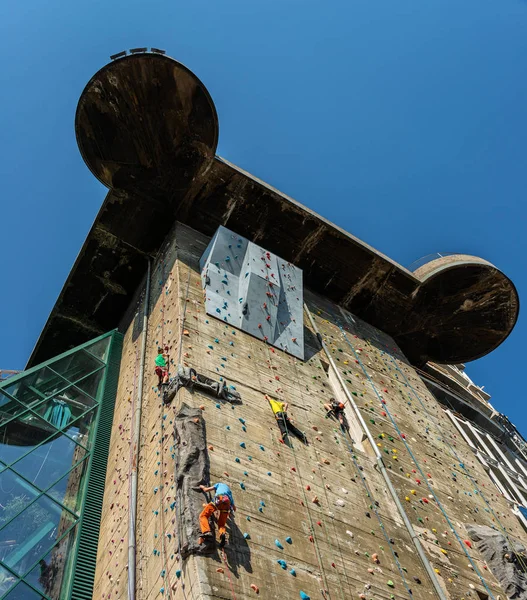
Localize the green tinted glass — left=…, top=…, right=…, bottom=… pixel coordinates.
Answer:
left=4, top=368, right=69, bottom=404
left=22, top=524, right=78, bottom=597
left=0, top=564, right=17, bottom=597
left=85, top=336, right=111, bottom=363
left=0, top=393, right=27, bottom=426
left=0, top=495, right=76, bottom=575
left=51, top=350, right=103, bottom=385
left=45, top=458, right=89, bottom=515
left=3, top=580, right=42, bottom=600
left=0, top=470, right=41, bottom=526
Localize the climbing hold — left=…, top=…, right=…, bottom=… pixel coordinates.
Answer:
left=250, top=584, right=259, bottom=593
left=387, top=580, right=394, bottom=588
left=244, top=533, right=251, bottom=539
left=285, top=536, right=292, bottom=544
left=299, top=592, right=310, bottom=600
left=277, top=559, right=287, bottom=569
left=240, top=442, right=246, bottom=449
left=216, top=568, right=224, bottom=573
left=290, top=568, right=296, bottom=576
left=275, top=539, right=284, bottom=549
left=175, top=571, right=181, bottom=578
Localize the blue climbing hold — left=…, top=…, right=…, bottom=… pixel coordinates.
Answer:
left=243, top=532, right=251, bottom=539
left=275, top=539, right=284, bottom=549
left=240, top=442, right=246, bottom=449
left=240, top=482, right=246, bottom=490
left=289, top=569, right=296, bottom=576
left=277, top=560, right=287, bottom=569
left=300, top=592, right=310, bottom=600
left=235, top=458, right=241, bottom=463
left=175, top=570, right=181, bottom=578
left=285, top=536, right=292, bottom=544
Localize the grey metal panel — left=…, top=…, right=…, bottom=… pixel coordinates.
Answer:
left=200, top=226, right=304, bottom=359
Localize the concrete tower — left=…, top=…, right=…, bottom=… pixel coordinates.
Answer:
left=1, top=51, right=524, bottom=600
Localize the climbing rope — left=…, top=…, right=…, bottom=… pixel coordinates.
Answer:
left=381, top=349, right=527, bottom=575
left=261, top=342, right=332, bottom=600
left=336, top=422, right=415, bottom=598
left=338, top=325, right=497, bottom=600
left=291, top=359, right=352, bottom=600
left=306, top=310, right=416, bottom=597
left=221, top=549, right=238, bottom=600
left=128, top=345, right=140, bottom=600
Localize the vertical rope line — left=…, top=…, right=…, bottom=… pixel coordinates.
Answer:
left=336, top=423, right=414, bottom=598
left=263, top=344, right=332, bottom=600
left=339, top=326, right=496, bottom=600
left=291, top=359, right=351, bottom=600
left=382, top=350, right=527, bottom=574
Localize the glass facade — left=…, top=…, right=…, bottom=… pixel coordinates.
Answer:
left=0, top=332, right=121, bottom=599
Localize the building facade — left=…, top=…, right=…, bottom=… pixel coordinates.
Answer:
left=0, top=51, right=524, bottom=600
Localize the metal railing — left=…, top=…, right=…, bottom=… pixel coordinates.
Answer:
left=407, top=252, right=458, bottom=272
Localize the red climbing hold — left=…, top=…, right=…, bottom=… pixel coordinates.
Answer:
left=464, top=540, right=472, bottom=548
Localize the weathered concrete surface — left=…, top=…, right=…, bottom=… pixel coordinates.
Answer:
left=27, top=53, right=518, bottom=368
left=173, top=403, right=210, bottom=558
left=92, top=221, right=527, bottom=600
left=467, top=524, right=527, bottom=600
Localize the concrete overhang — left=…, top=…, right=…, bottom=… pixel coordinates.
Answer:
left=27, top=52, right=519, bottom=367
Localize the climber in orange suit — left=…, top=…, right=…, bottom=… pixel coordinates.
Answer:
left=198, top=482, right=236, bottom=547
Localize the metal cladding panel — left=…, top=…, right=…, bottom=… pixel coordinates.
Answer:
left=200, top=226, right=304, bottom=359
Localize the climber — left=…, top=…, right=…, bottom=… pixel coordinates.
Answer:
left=198, top=482, right=236, bottom=547
left=324, top=398, right=349, bottom=430
left=155, top=346, right=170, bottom=386
left=265, top=394, right=308, bottom=446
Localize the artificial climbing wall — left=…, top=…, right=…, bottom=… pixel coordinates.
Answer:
left=94, top=221, right=527, bottom=600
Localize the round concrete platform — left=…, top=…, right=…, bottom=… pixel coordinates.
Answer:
left=75, top=53, right=219, bottom=196
left=396, top=254, right=519, bottom=364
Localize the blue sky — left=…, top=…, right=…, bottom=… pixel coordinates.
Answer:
left=1, top=0, right=526, bottom=428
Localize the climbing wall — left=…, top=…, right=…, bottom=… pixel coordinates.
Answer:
left=200, top=225, right=304, bottom=359
left=93, top=221, right=527, bottom=600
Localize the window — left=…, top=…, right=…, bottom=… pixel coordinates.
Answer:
left=0, top=332, right=120, bottom=600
